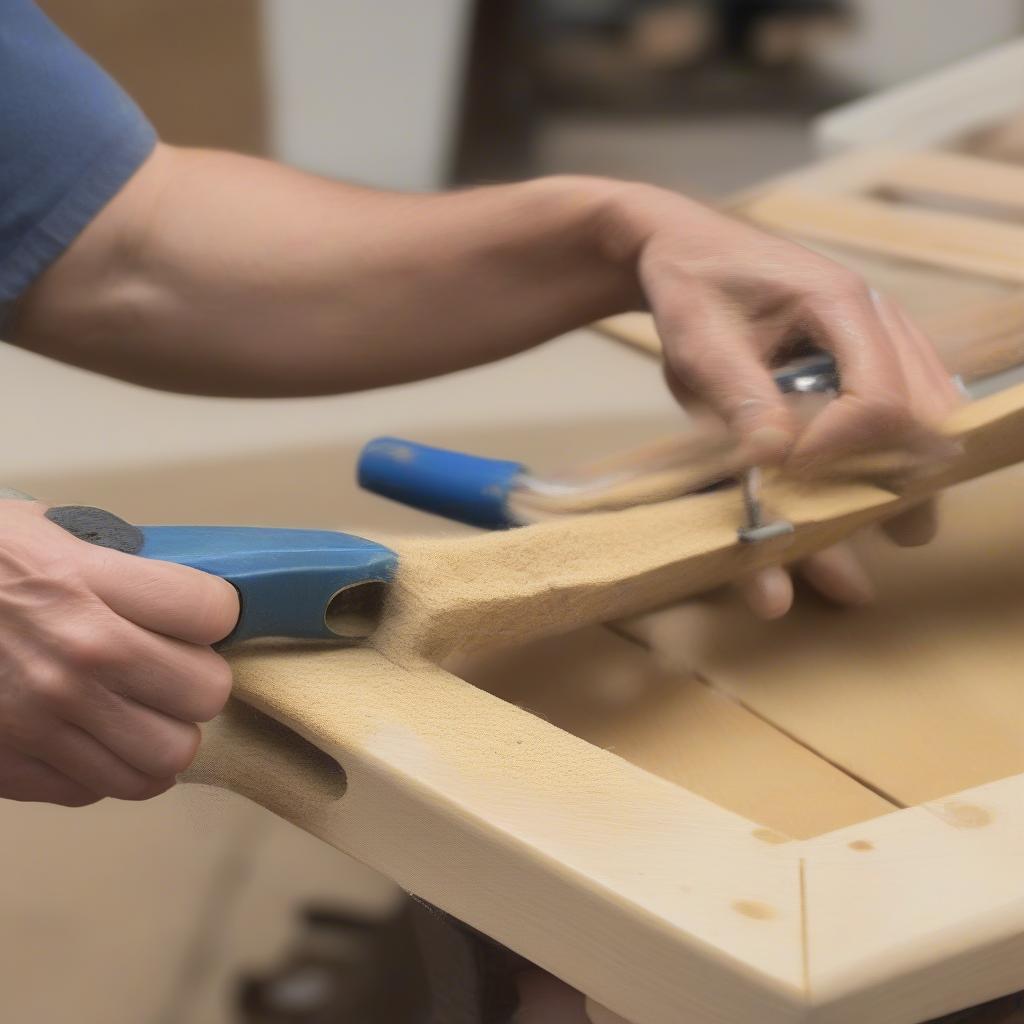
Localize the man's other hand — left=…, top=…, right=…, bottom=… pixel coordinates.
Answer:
left=0, top=500, right=238, bottom=806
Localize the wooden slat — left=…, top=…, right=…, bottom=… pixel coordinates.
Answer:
left=961, top=109, right=1024, bottom=165
left=930, top=292, right=1024, bottom=382
left=194, top=650, right=808, bottom=1024
left=880, top=150, right=1024, bottom=215
left=745, top=191, right=1024, bottom=284
left=595, top=313, right=662, bottom=358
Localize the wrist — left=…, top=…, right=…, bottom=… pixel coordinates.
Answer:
left=535, top=176, right=710, bottom=314
left=514, top=174, right=653, bottom=314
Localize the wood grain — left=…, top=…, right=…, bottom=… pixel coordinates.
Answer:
left=452, top=627, right=894, bottom=840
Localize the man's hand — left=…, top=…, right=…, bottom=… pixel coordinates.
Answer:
left=615, top=186, right=961, bottom=468
left=0, top=500, right=238, bottom=806
left=598, top=183, right=963, bottom=618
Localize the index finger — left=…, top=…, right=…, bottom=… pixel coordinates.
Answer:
left=788, top=288, right=922, bottom=472
left=655, top=287, right=799, bottom=463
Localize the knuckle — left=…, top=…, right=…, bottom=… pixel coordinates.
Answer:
left=61, top=627, right=115, bottom=672
left=125, top=775, right=175, bottom=802
left=150, top=727, right=201, bottom=777
left=109, top=771, right=171, bottom=802
left=851, top=392, right=914, bottom=434
left=192, top=657, right=233, bottom=722
left=666, top=342, right=703, bottom=380
left=24, top=666, right=74, bottom=715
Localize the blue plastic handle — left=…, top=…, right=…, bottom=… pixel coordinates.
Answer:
left=139, top=526, right=396, bottom=645
left=358, top=437, right=525, bottom=530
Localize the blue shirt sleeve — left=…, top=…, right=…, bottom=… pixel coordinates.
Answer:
left=0, top=1, right=157, bottom=327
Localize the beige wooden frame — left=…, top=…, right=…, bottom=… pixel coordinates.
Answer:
left=190, top=703, right=1024, bottom=1024
left=183, top=379, right=1024, bottom=1024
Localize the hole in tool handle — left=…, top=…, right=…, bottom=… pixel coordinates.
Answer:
left=325, top=580, right=389, bottom=639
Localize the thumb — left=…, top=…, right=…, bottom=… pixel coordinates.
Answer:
left=80, top=543, right=240, bottom=645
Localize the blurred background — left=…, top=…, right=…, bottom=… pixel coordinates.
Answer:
left=37, top=0, right=1024, bottom=196
left=4, top=1, right=1024, bottom=1022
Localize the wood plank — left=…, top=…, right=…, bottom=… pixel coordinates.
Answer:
left=190, top=653, right=807, bottom=1024
left=367, top=382, right=1024, bottom=666
left=960, top=110, right=1024, bottom=166
left=744, top=191, right=1024, bottom=284
left=595, top=313, right=662, bottom=358
left=451, top=627, right=894, bottom=840
left=928, top=292, right=1024, bottom=383
left=623, top=468, right=1024, bottom=808
left=800, top=773, right=1024, bottom=1023
left=878, top=150, right=1024, bottom=216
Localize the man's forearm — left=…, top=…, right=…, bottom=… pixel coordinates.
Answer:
left=13, top=144, right=641, bottom=396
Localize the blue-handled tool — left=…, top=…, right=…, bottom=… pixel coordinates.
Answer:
left=358, top=350, right=843, bottom=533
left=359, top=439, right=525, bottom=530
left=45, top=505, right=397, bottom=646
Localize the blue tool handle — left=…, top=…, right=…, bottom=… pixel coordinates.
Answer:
left=358, top=437, right=525, bottom=530
left=140, top=526, right=396, bottom=646
left=46, top=506, right=397, bottom=646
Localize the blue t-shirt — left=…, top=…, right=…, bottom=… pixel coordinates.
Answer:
left=0, top=1, right=156, bottom=329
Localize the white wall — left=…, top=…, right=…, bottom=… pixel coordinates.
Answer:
left=821, top=0, right=1024, bottom=89
left=261, top=0, right=472, bottom=189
